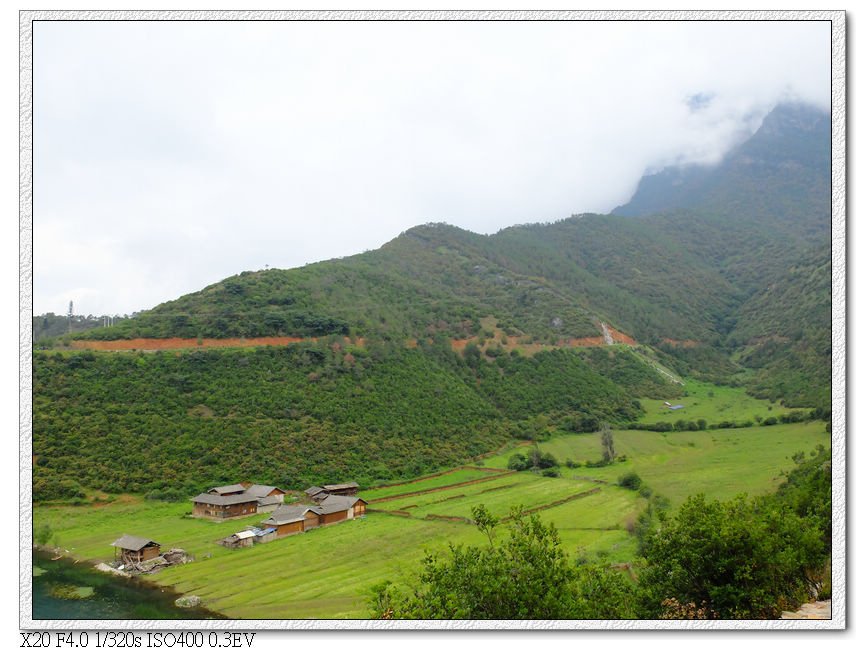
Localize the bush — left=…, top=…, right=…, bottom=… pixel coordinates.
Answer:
left=637, top=493, right=825, bottom=619
left=541, top=467, right=561, bottom=478
left=507, top=453, right=529, bottom=471
left=618, top=472, right=643, bottom=491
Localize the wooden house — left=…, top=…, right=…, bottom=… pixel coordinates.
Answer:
left=242, top=484, right=286, bottom=512
left=317, top=495, right=367, bottom=524
left=262, top=505, right=322, bottom=537
left=192, top=482, right=287, bottom=518
left=111, top=534, right=161, bottom=565
left=304, top=486, right=328, bottom=502
left=191, top=492, right=259, bottom=519
left=322, top=482, right=360, bottom=497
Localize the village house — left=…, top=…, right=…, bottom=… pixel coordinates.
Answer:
left=304, top=481, right=360, bottom=502
left=111, top=534, right=161, bottom=565
left=192, top=482, right=286, bottom=518
left=261, top=495, right=368, bottom=538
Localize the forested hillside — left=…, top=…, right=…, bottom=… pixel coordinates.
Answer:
left=34, top=102, right=832, bottom=500
left=32, top=343, right=670, bottom=500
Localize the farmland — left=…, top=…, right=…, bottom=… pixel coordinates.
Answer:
left=33, top=398, right=828, bottom=619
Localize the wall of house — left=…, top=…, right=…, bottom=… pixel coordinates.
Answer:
left=276, top=521, right=304, bottom=537
left=320, top=510, right=348, bottom=526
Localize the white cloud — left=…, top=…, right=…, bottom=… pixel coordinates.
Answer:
left=32, top=19, right=831, bottom=315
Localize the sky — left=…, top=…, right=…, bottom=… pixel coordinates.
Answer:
left=32, top=18, right=831, bottom=316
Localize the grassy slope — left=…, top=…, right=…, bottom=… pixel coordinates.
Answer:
left=636, top=379, right=793, bottom=426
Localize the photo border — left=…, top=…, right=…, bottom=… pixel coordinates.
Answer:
left=19, top=8, right=847, bottom=631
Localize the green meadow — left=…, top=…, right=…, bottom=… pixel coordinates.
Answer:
left=33, top=381, right=829, bottom=619
left=637, top=379, right=794, bottom=427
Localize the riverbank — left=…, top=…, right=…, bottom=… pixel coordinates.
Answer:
left=32, top=549, right=226, bottom=620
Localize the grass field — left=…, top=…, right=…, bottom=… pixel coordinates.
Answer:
left=361, top=466, right=508, bottom=501
left=32, top=379, right=829, bottom=619
left=637, top=379, right=794, bottom=426
left=481, top=421, right=828, bottom=507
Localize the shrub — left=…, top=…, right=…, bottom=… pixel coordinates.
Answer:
left=618, top=472, right=643, bottom=491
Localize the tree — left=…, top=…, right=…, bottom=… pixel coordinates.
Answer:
left=369, top=505, right=636, bottom=619
left=637, top=493, right=825, bottom=619
left=600, top=422, right=615, bottom=462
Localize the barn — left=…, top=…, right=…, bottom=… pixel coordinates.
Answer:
left=111, top=534, right=161, bottom=565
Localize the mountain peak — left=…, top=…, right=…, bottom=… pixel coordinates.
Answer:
left=612, top=101, right=830, bottom=218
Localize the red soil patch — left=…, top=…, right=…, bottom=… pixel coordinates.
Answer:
left=71, top=336, right=365, bottom=351
left=605, top=326, right=637, bottom=345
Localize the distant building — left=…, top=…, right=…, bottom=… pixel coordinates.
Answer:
left=192, top=482, right=286, bottom=519
left=669, top=404, right=685, bottom=411
left=323, top=482, right=360, bottom=497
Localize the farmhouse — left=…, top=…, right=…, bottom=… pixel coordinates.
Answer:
left=111, top=534, right=161, bottom=565
left=192, top=492, right=259, bottom=519
left=304, top=481, right=360, bottom=502
left=262, top=505, right=323, bottom=537
left=317, top=495, right=367, bottom=524
left=261, top=496, right=368, bottom=537
left=323, top=482, right=360, bottom=496
left=192, top=482, right=286, bottom=518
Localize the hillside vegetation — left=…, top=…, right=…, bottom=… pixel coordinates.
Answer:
left=33, top=343, right=671, bottom=500
left=59, top=103, right=830, bottom=411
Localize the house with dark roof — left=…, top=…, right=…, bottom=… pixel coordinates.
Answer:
left=261, top=505, right=323, bottom=537
left=111, top=534, right=161, bottom=564
left=192, top=482, right=286, bottom=519
left=317, top=495, right=367, bottom=525
left=261, top=495, right=368, bottom=537
left=304, top=486, right=327, bottom=502
left=322, top=482, right=360, bottom=496
left=192, top=491, right=259, bottom=519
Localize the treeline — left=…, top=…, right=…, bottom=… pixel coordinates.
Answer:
left=372, top=446, right=831, bottom=620
left=625, top=407, right=825, bottom=432
left=32, top=343, right=663, bottom=502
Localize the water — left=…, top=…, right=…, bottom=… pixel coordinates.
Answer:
left=32, top=550, right=226, bottom=620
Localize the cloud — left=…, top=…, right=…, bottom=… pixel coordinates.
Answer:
left=32, top=19, right=831, bottom=315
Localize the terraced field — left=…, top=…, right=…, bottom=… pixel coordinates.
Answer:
left=481, top=421, right=829, bottom=507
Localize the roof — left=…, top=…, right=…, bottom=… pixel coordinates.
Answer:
left=192, top=492, right=259, bottom=506
left=209, top=484, right=246, bottom=495
left=257, top=494, right=283, bottom=507
left=669, top=404, right=685, bottom=410
left=111, top=534, right=160, bottom=551
left=263, top=505, right=321, bottom=525
left=233, top=530, right=255, bottom=540
left=244, top=484, right=284, bottom=499
left=323, top=482, right=359, bottom=491
left=317, top=494, right=367, bottom=514
left=304, top=486, right=325, bottom=496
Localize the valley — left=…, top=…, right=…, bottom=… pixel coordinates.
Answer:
left=33, top=393, right=828, bottom=618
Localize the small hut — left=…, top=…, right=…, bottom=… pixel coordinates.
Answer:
left=111, top=534, right=161, bottom=565
left=220, top=530, right=255, bottom=549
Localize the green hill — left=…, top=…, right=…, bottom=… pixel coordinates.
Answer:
left=35, top=101, right=832, bottom=500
